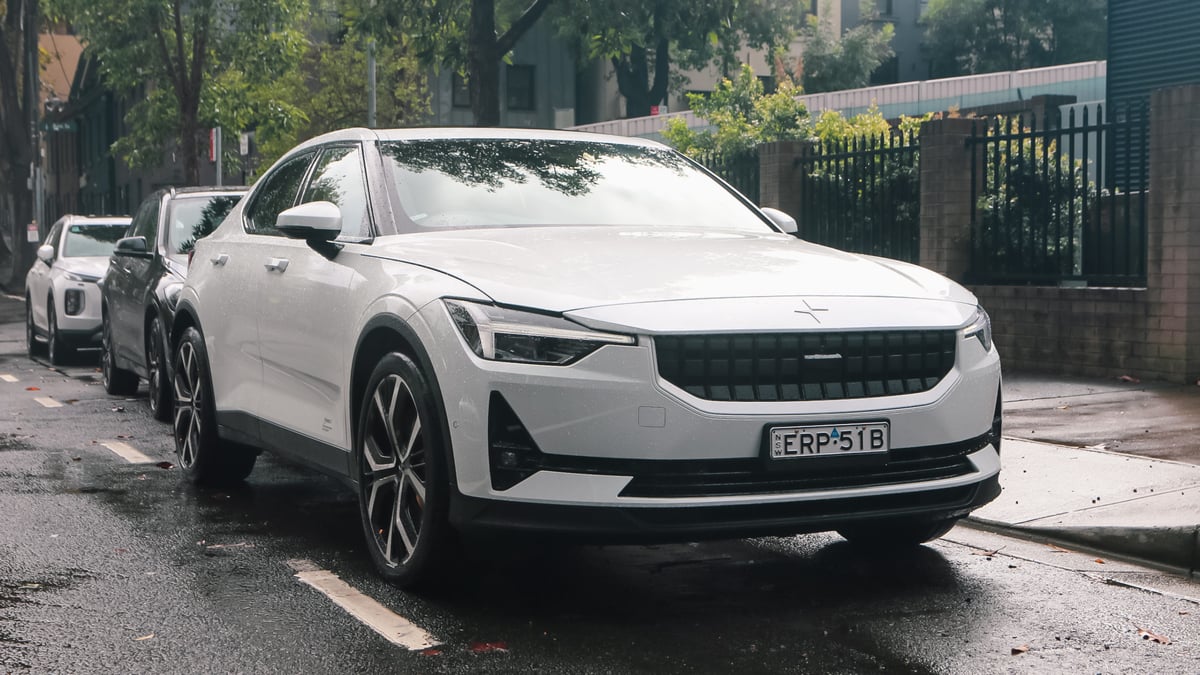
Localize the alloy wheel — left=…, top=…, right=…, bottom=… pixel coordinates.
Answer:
left=361, top=374, right=428, bottom=567
left=173, top=339, right=204, bottom=470
left=101, top=315, right=114, bottom=386
left=147, top=317, right=168, bottom=418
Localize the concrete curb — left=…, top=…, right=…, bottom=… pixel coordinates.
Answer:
left=964, top=517, right=1200, bottom=576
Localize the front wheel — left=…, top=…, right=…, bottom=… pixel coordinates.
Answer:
left=101, top=312, right=139, bottom=395
left=47, top=298, right=74, bottom=365
left=836, top=516, right=959, bottom=549
left=357, top=353, right=453, bottom=588
left=173, top=326, right=256, bottom=485
left=147, top=316, right=171, bottom=421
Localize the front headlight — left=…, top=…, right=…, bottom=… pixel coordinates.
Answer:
left=444, top=299, right=635, bottom=365
left=961, top=305, right=993, bottom=352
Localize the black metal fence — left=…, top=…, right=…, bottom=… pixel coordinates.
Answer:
left=795, top=131, right=921, bottom=263
left=696, top=148, right=760, bottom=204
left=968, top=103, right=1149, bottom=286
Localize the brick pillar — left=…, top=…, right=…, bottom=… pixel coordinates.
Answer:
left=758, top=140, right=807, bottom=220
left=918, top=118, right=978, bottom=281
left=1146, top=85, right=1200, bottom=383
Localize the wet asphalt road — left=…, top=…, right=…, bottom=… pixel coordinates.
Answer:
left=1, top=314, right=1199, bottom=673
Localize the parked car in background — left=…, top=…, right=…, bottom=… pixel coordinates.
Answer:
left=26, top=215, right=132, bottom=364
left=101, top=186, right=246, bottom=420
left=172, top=128, right=1002, bottom=588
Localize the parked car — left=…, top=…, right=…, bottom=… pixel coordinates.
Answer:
left=101, top=186, right=246, bottom=420
left=25, top=215, right=132, bottom=364
left=172, top=128, right=1002, bottom=587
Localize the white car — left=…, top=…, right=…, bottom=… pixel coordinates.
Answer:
left=26, top=215, right=132, bottom=364
left=173, top=128, right=1002, bottom=587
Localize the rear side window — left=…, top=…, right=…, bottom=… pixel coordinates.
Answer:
left=245, top=153, right=314, bottom=236
left=301, top=145, right=372, bottom=239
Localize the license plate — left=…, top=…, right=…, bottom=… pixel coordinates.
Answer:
left=769, top=422, right=889, bottom=459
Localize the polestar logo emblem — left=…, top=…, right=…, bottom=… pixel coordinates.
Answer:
left=793, top=299, right=829, bottom=324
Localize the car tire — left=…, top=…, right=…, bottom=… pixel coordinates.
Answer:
left=356, top=352, right=454, bottom=589
left=173, top=326, right=256, bottom=485
left=25, top=296, right=45, bottom=357
left=101, top=311, right=139, bottom=395
left=147, top=316, right=171, bottom=421
left=46, top=298, right=74, bottom=365
left=836, top=516, right=959, bottom=549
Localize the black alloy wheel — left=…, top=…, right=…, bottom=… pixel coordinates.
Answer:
left=357, top=353, right=453, bottom=588
left=102, top=311, right=139, bottom=395
left=25, top=297, right=45, bottom=357
left=173, top=326, right=256, bottom=484
left=46, top=298, right=73, bottom=365
left=147, top=316, right=171, bottom=421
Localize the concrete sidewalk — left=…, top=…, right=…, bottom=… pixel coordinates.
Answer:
left=966, top=437, right=1200, bottom=575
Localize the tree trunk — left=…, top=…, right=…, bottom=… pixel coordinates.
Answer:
left=614, top=39, right=669, bottom=119
left=0, top=0, right=36, bottom=290
left=468, top=0, right=501, bottom=126
left=180, top=108, right=202, bottom=185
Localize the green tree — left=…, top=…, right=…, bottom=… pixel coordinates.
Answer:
left=923, top=0, right=1106, bottom=78
left=49, top=0, right=308, bottom=185
left=556, top=0, right=805, bottom=119
left=355, top=0, right=551, bottom=127
left=796, top=14, right=894, bottom=93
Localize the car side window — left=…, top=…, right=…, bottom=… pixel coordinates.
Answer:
left=45, top=222, right=63, bottom=258
left=131, top=199, right=161, bottom=249
left=300, top=144, right=372, bottom=239
left=245, top=152, right=315, bottom=236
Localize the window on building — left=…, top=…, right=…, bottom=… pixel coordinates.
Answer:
left=877, top=0, right=893, bottom=16
left=451, top=72, right=471, bottom=109
left=506, top=65, right=535, bottom=111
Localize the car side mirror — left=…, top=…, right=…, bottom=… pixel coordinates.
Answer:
left=277, top=201, right=342, bottom=243
left=761, top=207, right=798, bottom=235
left=36, top=244, right=54, bottom=264
left=115, top=236, right=149, bottom=255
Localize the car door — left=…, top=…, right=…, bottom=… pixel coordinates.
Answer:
left=202, top=151, right=316, bottom=437
left=110, top=198, right=160, bottom=368
left=29, top=220, right=64, bottom=331
left=255, top=143, right=371, bottom=465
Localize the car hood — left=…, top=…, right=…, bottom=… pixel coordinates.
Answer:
left=369, top=227, right=977, bottom=313
left=56, top=256, right=110, bottom=281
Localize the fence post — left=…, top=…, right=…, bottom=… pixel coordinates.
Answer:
left=1146, top=85, right=1200, bottom=382
left=918, top=118, right=978, bottom=282
left=758, top=141, right=807, bottom=220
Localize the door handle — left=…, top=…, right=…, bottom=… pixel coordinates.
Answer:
left=264, top=258, right=289, bottom=273
left=210, top=253, right=229, bottom=267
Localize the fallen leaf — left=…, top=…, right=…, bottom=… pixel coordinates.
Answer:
left=155, top=461, right=174, bottom=470
left=1011, top=644, right=1029, bottom=655
left=114, top=548, right=129, bottom=554
left=133, top=634, right=155, bottom=641
left=1180, top=611, right=1190, bottom=616
left=1055, top=405, right=1070, bottom=410
left=62, top=398, right=78, bottom=404
left=24, top=386, right=39, bottom=391
left=136, top=474, right=148, bottom=480
left=1118, top=374, right=1140, bottom=384
left=1137, top=627, right=1170, bottom=645
left=469, top=641, right=510, bottom=654
left=1047, top=543, right=1072, bottom=553
left=72, top=457, right=81, bottom=462
left=1094, top=558, right=1106, bottom=564
left=420, top=648, right=443, bottom=656
left=18, top=583, right=40, bottom=590
left=972, top=547, right=1003, bottom=557
left=111, top=406, right=125, bottom=412
left=205, top=542, right=254, bottom=550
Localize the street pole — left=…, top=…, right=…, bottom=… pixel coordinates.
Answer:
left=367, top=38, right=377, bottom=128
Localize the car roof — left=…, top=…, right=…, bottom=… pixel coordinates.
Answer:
left=287, top=126, right=667, bottom=157
left=167, top=186, right=249, bottom=197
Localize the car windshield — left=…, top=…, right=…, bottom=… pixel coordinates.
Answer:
left=380, top=139, right=771, bottom=232
left=166, top=194, right=243, bottom=263
left=61, top=222, right=129, bottom=257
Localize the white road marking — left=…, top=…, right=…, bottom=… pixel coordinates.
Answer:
left=34, top=397, right=62, bottom=408
left=0, top=374, right=17, bottom=383
left=287, top=559, right=439, bottom=650
left=102, top=441, right=155, bottom=464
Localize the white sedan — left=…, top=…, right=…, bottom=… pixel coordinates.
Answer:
left=26, top=215, right=131, bottom=364
left=172, top=128, right=1002, bottom=587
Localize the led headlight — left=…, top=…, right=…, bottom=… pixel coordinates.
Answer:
left=444, top=299, right=635, bottom=365
left=961, top=305, right=993, bottom=352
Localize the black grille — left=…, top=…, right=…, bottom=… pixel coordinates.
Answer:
left=654, top=330, right=957, bottom=402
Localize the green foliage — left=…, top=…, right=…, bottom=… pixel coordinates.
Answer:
left=663, top=64, right=809, bottom=157
left=797, top=14, right=894, bottom=94
left=922, top=0, right=1106, bottom=77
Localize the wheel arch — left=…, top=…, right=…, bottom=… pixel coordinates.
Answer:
left=171, top=301, right=201, bottom=351
left=350, top=315, right=458, bottom=489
